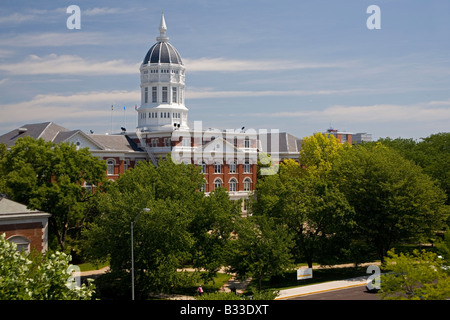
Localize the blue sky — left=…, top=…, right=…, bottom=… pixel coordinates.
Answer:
left=0, top=0, right=449, bottom=140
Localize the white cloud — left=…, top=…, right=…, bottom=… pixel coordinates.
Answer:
left=83, top=7, right=140, bottom=16
left=185, top=87, right=368, bottom=99
left=0, top=8, right=66, bottom=25
left=249, top=100, right=450, bottom=123
left=0, top=13, right=36, bottom=24
left=0, top=54, right=139, bottom=75
left=0, top=54, right=349, bottom=77
left=184, top=57, right=345, bottom=72
left=0, top=32, right=114, bottom=47
left=0, top=90, right=140, bottom=125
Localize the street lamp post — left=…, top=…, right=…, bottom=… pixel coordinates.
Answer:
left=131, top=207, right=150, bottom=300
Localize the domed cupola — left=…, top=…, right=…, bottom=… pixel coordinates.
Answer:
left=143, top=42, right=183, bottom=65
left=142, top=12, right=183, bottom=66
left=137, top=13, right=188, bottom=132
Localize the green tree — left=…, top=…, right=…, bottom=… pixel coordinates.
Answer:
left=298, top=132, right=347, bottom=179
left=227, top=216, right=294, bottom=292
left=378, top=133, right=450, bottom=205
left=252, top=159, right=355, bottom=268
left=332, top=143, right=448, bottom=262
left=82, top=158, right=238, bottom=297
left=380, top=249, right=450, bottom=300
left=190, top=187, right=242, bottom=281
left=0, top=137, right=106, bottom=252
left=415, top=133, right=450, bottom=204
left=0, top=233, right=95, bottom=300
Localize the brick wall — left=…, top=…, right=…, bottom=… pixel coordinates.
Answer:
left=0, top=222, right=45, bottom=252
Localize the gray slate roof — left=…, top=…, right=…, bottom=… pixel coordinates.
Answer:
left=258, top=132, right=302, bottom=155
left=0, top=196, right=50, bottom=218
left=0, top=122, right=143, bottom=152
left=0, top=122, right=70, bottom=147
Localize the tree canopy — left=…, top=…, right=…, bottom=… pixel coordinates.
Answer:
left=82, top=157, right=240, bottom=297
left=331, top=143, right=448, bottom=261
left=0, top=137, right=106, bottom=252
left=0, top=233, right=94, bottom=300
left=252, top=156, right=355, bottom=267
left=380, top=249, right=450, bottom=300
left=379, top=133, right=450, bottom=205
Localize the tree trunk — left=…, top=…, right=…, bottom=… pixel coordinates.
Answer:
left=49, top=217, right=65, bottom=252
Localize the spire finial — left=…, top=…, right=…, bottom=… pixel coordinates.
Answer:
left=157, top=12, right=169, bottom=42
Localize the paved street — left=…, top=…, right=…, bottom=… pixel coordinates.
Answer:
left=287, top=284, right=379, bottom=300
left=275, top=275, right=381, bottom=300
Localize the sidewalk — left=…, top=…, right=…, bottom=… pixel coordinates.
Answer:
left=275, top=276, right=369, bottom=300
left=79, top=264, right=375, bottom=300
left=219, top=275, right=252, bottom=295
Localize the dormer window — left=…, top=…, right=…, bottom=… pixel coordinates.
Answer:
left=244, top=137, right=250, bottom=148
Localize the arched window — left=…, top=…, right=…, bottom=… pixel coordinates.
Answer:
left=214, top=178, right=222, bottom=190
left=106, top=159, right=115, bottom=175
left=8, top=236, right=30, bottom=253
left=244, top=178, right=252, bottom=191
left=229, top=178, right=237, bottom=192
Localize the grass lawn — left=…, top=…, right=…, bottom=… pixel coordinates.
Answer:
left=76, top=261, right=109, bottom=272
left=172, top=272, right=233, bottom=296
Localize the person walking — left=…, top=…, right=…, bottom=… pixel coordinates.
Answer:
left=197, top=285, right=203, bottom=296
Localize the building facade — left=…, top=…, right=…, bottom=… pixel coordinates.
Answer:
left=131, top=14, right=259, bottom=212
left=0, top=195, right=51, bottom=253
left=0, top=14, right=266, bottom=215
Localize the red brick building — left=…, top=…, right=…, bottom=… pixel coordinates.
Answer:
left=0, top=14, right=300, bottom=216
left=0, top=196, right=51, bottom=253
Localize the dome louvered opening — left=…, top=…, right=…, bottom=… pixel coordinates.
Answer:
left=143, top=42, right=183, bottom=65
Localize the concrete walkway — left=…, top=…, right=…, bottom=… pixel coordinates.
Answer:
left=80, top=263, right=377, bottom=300
left=275, top=276, right=369, bottom=300
left=219, top=275, right=252, bottom=295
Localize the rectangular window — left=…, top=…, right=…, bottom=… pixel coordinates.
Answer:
left=164, top=138, right=171, bottom=147
left=107, top=160, right=115, bottom=175
left=244, top=161, right=251, bottom=173
left=229, top=161, right=236, bottom=173
left=182, top=137, right=190, bottom=147
left=172, top=87, right=177, bottom=103
left=152, top=87, right=157, bottom=103
left=162, top=87, right=168, bottom=103
left=214, top=162, right=222, bottom=174
left=244, top=137, right=250, bottom=148
left=144, top=87, right=148, bottom=104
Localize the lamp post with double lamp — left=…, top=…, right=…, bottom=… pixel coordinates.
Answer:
left=131, top=207, right=150, bottom=300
